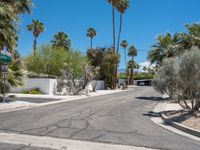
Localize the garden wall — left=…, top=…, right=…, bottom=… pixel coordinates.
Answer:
left=10, top=78, right=105, bottom=95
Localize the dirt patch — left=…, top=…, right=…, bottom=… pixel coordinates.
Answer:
left=164, top=110, right=200, bottom=131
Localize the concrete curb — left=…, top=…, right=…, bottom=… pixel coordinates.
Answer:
left=0, top=87, right=136, bottom=113
left=161, top=113, right=200, bottom=137
left=151, top=102, right=200, bottom=141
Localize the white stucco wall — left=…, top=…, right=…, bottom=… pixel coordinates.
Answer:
left=10, top=78, right=57, bottom=95
left=95, top=80, right=105, bottom=90
left=10, top=78, right=105, bottom=95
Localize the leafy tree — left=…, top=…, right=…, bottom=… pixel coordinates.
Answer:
left=128, top=45, right=137, bottom=84
left=87, top=47, right=119, bottom=89
left=58, top=51, right=94, bottom=95
left=51, top=32, right=71, bottom=51
left=27, top=19, right=45, bottom=53
left=86, top=28, right=96, bottom=49
left=24, top=45, right=66, bottom=78
left=102, top=48, right=120, bottom=88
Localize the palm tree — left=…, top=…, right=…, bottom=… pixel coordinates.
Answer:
left=148, top=33, right=182, bottom=65
left=116, top=0, right=130, bottom=53
left=0, top=0, right=33, bottom=52
left=107, top=0, right=120, bottom=52
left=185, top=23, right=200, bottom=48
left=135, top=63, right=140, bottom=74
left=27, top=19, right=45, bottom=53
left=86, top=28, right=96, bottom=49
left=51, top=32, right=71, bottom=51
left=128, top=45, right=137, bottom=85
left=0, top=53, right=24, bottom=102
left=121, top=40, right=128, bottom=69
left=143, top=66, right=147, bottom=73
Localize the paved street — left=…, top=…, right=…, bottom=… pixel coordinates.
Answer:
left=0, top=87, right=199, bottom=150
left=0, top=143, right=56, bottom=150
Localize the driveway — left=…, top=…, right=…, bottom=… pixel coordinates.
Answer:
left=0, top=87, right=199, bottom=150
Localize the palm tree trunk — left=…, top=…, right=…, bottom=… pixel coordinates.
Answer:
left=124, top=48, right=127, bottom=69
left=112, top=5, right=117, bottom=89
left=129, top=57, right=134, bottom=85
left=112, top=6, right=116, bottom=52
left=117, top=13, right=123, bottom=54
left=91, top=38, right=93, bottom=49
left=33, top=36, right=37, bottom=54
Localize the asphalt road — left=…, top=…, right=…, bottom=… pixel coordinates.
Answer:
left=0, top=143, right=56, bottom=150
left=0, top=87, right=199, bottom=150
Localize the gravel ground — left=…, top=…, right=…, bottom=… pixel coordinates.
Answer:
left=164, top=110, right=200, bottom=131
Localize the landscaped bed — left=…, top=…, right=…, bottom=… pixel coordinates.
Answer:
left=164, top=110, right=200, bottom=131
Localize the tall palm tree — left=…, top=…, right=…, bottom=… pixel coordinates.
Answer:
left=116, top=0, right=129, bottom=53
left=107, top=0, right=119, bottom=52
left=120, top=40, right=128, bottom=68
left=128, top=45, right=137, bottom=85
left=86, top=28, right=96, bottom=49
left=27, top=19, right=45, bottom=53
left=51, top=32, right=71, bottom=51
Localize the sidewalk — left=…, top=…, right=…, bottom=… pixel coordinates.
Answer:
left=0, top=86, right=137, bottom=113
left=152, top=101, right=200, bottom=141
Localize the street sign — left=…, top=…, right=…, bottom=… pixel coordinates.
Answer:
left=1, top=63, right=8, bottom=73
left=0, top=51, right=12, bottom=63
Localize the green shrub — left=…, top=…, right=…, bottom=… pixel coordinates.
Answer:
left=21, top=88, right=42, bottom=95
left=134, top=74, right=154, bottom=80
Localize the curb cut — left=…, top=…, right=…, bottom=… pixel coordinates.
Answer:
left=161, top=113, right=200, bottom=138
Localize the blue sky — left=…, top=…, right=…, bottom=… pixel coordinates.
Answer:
left=18, top=0, right=200, bottom=69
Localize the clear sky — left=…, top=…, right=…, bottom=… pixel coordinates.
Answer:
left=18, top=0, right=200, bottom=69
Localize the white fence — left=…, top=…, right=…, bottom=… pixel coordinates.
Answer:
left=10, top=78, right=105, bottom=95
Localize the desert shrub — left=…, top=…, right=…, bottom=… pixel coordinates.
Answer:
left=24, top=44, right=66, bottom=78
left=134, top=74, right=154, bottom=80
left=57, top=50, right=94, bottom=95
left=153, top=47, right=200, bottom=112
left=21, top=88, right=42, bottom=94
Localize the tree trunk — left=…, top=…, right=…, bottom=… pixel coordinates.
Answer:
left=112, top=5, right=117, bottom=89
left=113, top=13, right=123, bottom=89
left=91, top=38, right=93, bottom=49
left=129, top=57, right=134, bottom=85
left=33, top=36, right=37, bottom=55
left=124, top=48, right=127, bottom=69
left=117, top=13, right=123, bottom=54
left=112, top=6, right=116, bottom=52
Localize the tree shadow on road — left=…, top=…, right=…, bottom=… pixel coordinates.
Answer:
left=143, top=111, right=161, bottom=117
left=136, top=96, right=163, bottom=101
